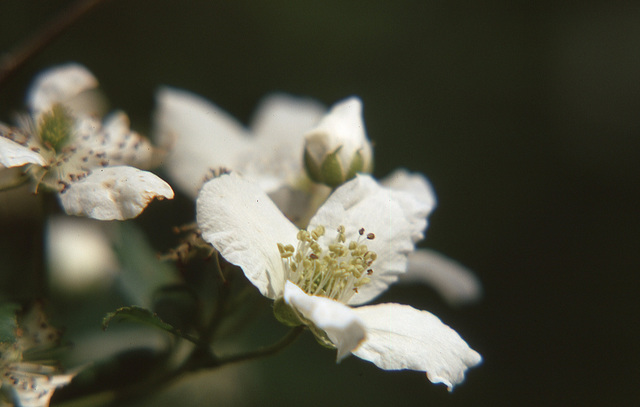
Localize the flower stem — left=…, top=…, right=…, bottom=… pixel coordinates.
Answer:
left=52, top=327, right=305, bottom=407
left=210, top=326, right=305, bottom=368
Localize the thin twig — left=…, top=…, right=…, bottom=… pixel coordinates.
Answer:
left=211, top=326, right=305, bottom=367
left=0, top=0, right=113, bottom=89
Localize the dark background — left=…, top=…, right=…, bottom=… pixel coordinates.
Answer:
left=1, top=1, right=639, bottom=406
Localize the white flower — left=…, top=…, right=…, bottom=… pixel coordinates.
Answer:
left=0, top=304, right=75, bottom=407
left=46, top=216, right=118, bottom=294
left=154, top=87, right=481, bottom=305
left=303, top=96, right=373, bottom=187
left=197, top=172, right=481, bottom=390
left=0, top=63, right=174, bottom=220
left=153, top=87, right=326, bottom=198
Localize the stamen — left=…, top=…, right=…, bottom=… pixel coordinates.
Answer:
left=278, top=225, right=377, bottom=303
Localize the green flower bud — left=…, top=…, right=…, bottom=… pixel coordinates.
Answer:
left=303, top=97, right=373, bottom=189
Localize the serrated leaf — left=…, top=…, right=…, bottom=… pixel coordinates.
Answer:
left=102, top=306, right=196, bottom=342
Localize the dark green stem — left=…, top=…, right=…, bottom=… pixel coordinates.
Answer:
left=210, top=325, right=305, bottom=368
left=53, top=326, right=305, bottom=407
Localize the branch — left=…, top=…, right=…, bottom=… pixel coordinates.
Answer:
left=0, top=0, right=113, bottom=89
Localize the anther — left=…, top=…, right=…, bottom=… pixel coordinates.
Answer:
left=367, top=233, right=375, bottom=240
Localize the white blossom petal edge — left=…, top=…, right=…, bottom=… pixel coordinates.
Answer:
left=59, top=166, right=174, bottom=220
left=402, top=248, right=483, bottom=306
left=352, top=303, right=482, bottom=391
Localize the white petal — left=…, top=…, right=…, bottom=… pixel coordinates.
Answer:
left=58, top=166, right=174, bottom=220
left=401, top=249, right=482, bottom=306
left=352, top=303, right=482, bottom=391
left=304, top=97, right=372, bottom=169
left=87, top=111, right=155, bottom=168
left=0, top=132, right=46, bottom=167
left=196, top=173, right=299, bottom=299
left=243, top=93, right=325, bottom=191
left=381, top=169, right=437, bottom=242
left=7, top=369, right=75, bottom=407
left=250, top=93, right=325, bottom=143
left=308, top=174, right=417, bottom=305
left=27, top=63, right=98, bottom=116
left=154, top=87, right=251, bottom=197
left=284, top=281, right=366, bottom=362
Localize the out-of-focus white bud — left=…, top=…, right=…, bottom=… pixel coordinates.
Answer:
left=303, top=97, right=373, bottom=188
left=46, top=216, right=117, bottom=295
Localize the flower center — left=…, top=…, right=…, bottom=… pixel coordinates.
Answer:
left=278, top=225, right=377, bottom=303
left=38, top=103, right=73, bottom=152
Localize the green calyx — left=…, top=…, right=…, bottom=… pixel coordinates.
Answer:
left=346, top=149, right=366, bottom=180
left=273, top=298, right=303, bottom=327
left=304, top=145, right=369, bottom=189
left=39, top=103, right=74, bottom=151
left=319, top=147, right=346, bottom=188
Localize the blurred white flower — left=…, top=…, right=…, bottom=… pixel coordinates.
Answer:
left=46, top=216, right=117, bottom=294
left=303, top=97, right=373, bottom=188
left=0, top=63, right=174, bottom=220
left=153, top=88, right=325, bottom=198
left=0, top=304, right=75, bottom=407
left=197, top=172, right=481, bottom=390
left=403, top=249, right=482, bottom=306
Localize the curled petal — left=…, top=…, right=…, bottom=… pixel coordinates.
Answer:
left=284, top=281, right=366, bottom=362
left=401, top=249, right=482, bottom=306
left=309, top=174, right=416, bottom=305
left=58, top=166, right=174, bottom=220
left=352, top=303, right=482, bottom=391
left=0, top=133, right=46, bottom=167
left=196, top=173, right=299, bottom=299
left=154, top=87, right=251, bottom=197
left=27, top=63, right=98, bottom=116
left=381, top=169, right=437, bottom=242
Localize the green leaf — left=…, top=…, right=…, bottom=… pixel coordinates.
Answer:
left=0, top=302, right=21, bottom=343
left=102, top=306, right=197, bottom=343
left=112, top=222, right=179, bottom=308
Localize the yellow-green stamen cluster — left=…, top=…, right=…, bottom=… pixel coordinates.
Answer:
left=278, top=225, right=377, bottom=303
